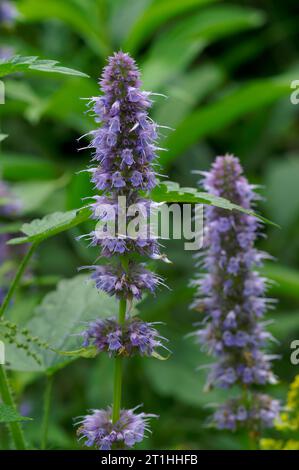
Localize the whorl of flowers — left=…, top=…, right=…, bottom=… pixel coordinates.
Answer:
left=82, top=317, right=167, bottom=358
left=76, top=407, right=157, bottom=450
left=192, top=154, right=279, bottom=430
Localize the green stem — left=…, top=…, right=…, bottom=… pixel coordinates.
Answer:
left=0, top=366, right=26, bottom=449
left=0, top=242, right=37, bottom=449
left=41, top=374, right=53, bottom=450
left=0, top=242, right=38, bottom=318
left=112, top=297, right=127, bottom=424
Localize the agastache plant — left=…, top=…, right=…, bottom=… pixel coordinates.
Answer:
left=191, top=155, right=280, bottom=436
left=75, top=52, right=167, bottom=450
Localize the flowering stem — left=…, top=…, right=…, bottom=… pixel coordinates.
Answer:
left=0, top=241, right=38, bottom=318
left=41, top=374, right=53, bottom=450
left=112, top=297, right=127, bottom=424
left=0, top=366, right=26, bottom=449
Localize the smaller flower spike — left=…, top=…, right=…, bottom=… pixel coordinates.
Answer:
left=76, top=407, right=157, bottom=450
left=191, top=154, right=279, bottom=430
left=81, top=317, right=168, bottom=358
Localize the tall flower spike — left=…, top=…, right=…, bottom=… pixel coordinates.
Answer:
left=191, top=155, right=279, bottom=431
left=76, top=52, right=166, bottom=449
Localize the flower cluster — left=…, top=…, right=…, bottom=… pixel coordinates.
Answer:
left=88, top=263, right=161, bottom=300
left=214, top=394, right=280, bottom=431
left=82, top=316, right=167, bottom=358
left=192, top=154, right=279, bottom=430
left=77, top=407, right=156, bottom=450
left=77, top=52, right=165, bottom=449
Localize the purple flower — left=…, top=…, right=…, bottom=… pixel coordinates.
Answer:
left=82, top=317, right=167, bottom=358
left=191, top=155, right=278, bottom=428
left=76, top=406, right=157, bottom=450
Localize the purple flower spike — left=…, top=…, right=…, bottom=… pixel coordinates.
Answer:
left=191, top=155, right=279, bottom=429
left=76, top=407, right=157, bottom=450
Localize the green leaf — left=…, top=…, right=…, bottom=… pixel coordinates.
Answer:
left=163, top=75, right=293, bottom=164
left=8, top=207, right=90, bottom=245
left=151, top=181, right=277, bottom=225
left=0, top=55, right=89, bottom=78
left=4, top=275, right=120, bottom=373
left=19, top=0, right=110, bottom=57
left=141, top=5, right=264, bottom=90
left=0, top=404, right=32, bottom=423
left=124, top=0, right=219, bottom=53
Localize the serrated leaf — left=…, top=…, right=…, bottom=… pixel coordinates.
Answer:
left=8, top=207, right=90, bottom=245
left=0, top=55, right=89, bottom=78
left=151, top=181, right=277, bottom=226
left=0, top=404, right=32, bottom=423
left=5, top=275, right=120, bottom=373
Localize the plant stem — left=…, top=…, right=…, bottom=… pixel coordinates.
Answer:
left=0, top=242, right=37, bottom=449
left=0, top=366, right=26, bottom=449
left=41, top=374, right=53, bottom=450
left=0, top=241, right=38, bottom=318
left=112, top=297, right=127, bottom=424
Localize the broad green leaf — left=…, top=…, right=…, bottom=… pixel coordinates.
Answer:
left=19, top=0, right=110, bottom=57
left=0, top=134, right=8, bottom=142
left=4, top=274, right=120, bottom=373
left=163, top=76, right=294, bottom=164
left=0, top=153, right=58, bottom=181
left=142, top=5, right=264, bottom=90
left=124, top=0, right=219, bottom=53
left=0, top=404, right=32, bottom=423
left=8, top=207, right=90, bottom=245
left=0, top=55, right=89, bottom=78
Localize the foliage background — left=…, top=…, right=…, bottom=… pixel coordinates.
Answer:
left=1, top=0, right=299, bottom=450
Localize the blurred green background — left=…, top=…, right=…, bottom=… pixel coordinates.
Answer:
left=1, top=0, right=299, bottom=450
